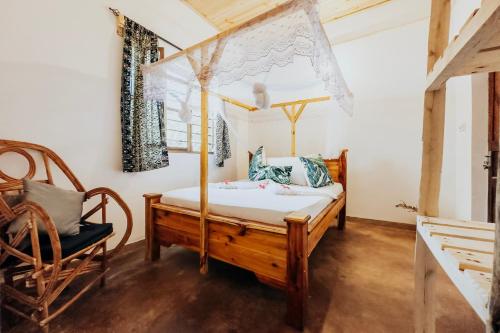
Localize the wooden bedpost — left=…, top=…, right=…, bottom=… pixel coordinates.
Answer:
left=337, top=149, right=348, bottom=230
left=144, top=193, right=162, bottom=261
left=285, top=212, right=311, bottom=330
left=199, top=85, right=209, bottom=274
left=418, top=0, right=450, bottom=216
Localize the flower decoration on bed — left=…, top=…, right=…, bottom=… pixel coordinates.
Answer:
left=299, top=155, right=333, bottom=188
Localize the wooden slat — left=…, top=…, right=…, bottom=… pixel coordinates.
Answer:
left=432, top=235, right=494, bottom=254
left=416, top=219, right=492, bottom=323
left=421, top=217, right=495, bottom=231
left=445, top=249, right=493, bottom=273
left=271, top=96, right=330, bottom=108
left=424, top=224, right=495, bottom=242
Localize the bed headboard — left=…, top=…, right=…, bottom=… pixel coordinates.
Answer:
left=248, top=149, right=348, bottom=191
left=324, top=149, right=348, bottom=191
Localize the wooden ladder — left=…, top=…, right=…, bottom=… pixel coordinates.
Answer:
left=416, top=1, right=500, bottom=332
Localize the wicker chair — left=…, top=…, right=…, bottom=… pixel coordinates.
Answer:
left=0, top=140, right=133, bottom=332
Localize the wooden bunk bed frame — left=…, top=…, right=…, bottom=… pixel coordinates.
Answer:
left=144, top=149, right=347, bottom=330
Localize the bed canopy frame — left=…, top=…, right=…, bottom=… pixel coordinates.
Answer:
left=141, top=0, right=352, bottom=272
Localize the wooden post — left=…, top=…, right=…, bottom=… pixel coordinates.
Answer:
left=489, top=76, right=500, bottom=333
left=337, top=206, right=347, bottom=230
left=280, top=103, right=308, bottom=156
left=144, top=193, right=162, bottom=261
left=100, top=193, right=107, bottom=287
left=415, top=233, right=437, bottom=333
left=285, top=212, right=311, bottom=330
left=200, top=86, right=209, bottom=274
left=418, top=0, right=450, bottom=216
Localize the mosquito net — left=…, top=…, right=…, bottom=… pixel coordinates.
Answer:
left=141, top=0, right=353, bottom=121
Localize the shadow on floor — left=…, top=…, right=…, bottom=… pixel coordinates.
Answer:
left=1, top=220, right=484, bottom=333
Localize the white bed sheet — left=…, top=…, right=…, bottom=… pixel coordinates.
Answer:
left=160, top=181, right=344, bottom=227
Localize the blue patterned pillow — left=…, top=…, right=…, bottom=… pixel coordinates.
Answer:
left=299, top=155, right=333, bottom=188
left=252, top=165, right=292, bottom=184
left=249, top=146, right=266, bottom=181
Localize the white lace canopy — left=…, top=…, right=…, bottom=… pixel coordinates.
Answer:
left=141, top=0, right=353, bottom=115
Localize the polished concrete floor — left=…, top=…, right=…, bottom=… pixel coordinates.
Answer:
left=2, top=219, right=484, bottom=332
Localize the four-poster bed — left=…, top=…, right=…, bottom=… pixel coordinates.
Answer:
left=141, top=0, right=353, bottom=329
left=144, top=151, right=347, bottom=329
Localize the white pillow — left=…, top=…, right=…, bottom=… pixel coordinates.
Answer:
left=267, top=157, right=308, bottom=186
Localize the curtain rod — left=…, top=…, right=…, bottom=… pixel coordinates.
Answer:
left=108, top=7, right=183, bottom=51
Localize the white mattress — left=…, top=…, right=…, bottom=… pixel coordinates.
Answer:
left=160, top=181, right=344, bottom=227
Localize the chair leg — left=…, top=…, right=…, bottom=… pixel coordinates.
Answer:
left=41, top=318, right=49, bottom=333
left=38, top=295, right=49, bottom=333
left=100, top=243, right=107, bottom=288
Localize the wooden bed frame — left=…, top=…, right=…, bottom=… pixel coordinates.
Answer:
left=143, top=149, right=347, bottom=330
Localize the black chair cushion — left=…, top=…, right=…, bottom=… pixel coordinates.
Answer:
left=3, top=222, right=113, bottom=267
left=41, top=221, right=113, bottom=259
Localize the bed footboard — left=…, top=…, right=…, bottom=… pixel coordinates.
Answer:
left=143, top=194, right=345, bottom=331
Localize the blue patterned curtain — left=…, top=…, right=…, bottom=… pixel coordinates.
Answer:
left=120, top=17, right=169, bottom=172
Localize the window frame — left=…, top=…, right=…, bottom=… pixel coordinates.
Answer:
left=167, top=120, right=215, bottom=154
left=158, top=47, right=215, bottom=154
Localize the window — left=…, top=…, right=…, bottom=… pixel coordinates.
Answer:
left=165, top=107, right=214, bottom=153
left=159, top=46, right=215, bottom=153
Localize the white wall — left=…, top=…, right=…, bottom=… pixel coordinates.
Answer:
left=248, top=20, right=428, bottom=224
left=444, top=0, right=488, bottom=221
left=471, top=73, right=489, bottom=221
left=0, top=0, right=240, bottom=246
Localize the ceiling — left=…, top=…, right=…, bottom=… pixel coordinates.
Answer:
left=181, top=0, right=391, bottom=31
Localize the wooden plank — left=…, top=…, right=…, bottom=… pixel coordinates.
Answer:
left=445, top=249, right=493, bottom=273
left=152, top=203, right=288, bottom=234
left=144, top=194, right=162, bottom=261
left=183, top=0, right=391, bottom=31
left=307, top=196, right=345, bottom=256
left=286, top=217, right=308, bottom=330
left=427, top=0, right=500, bottom=90
left=271, top=96, right=330, bottom=108
left=418, top=0, right=450, bottom=217
left=200, top=86, right=209, bottom=274
left=415, top=233, right=438, bottom=333
left=421, top=217, right=495, bottom=231
left=433, top=235, right=494, bottom=254
left=424, top=224, right=495, bottom=242
left=208, top=221, right=287, bottom=283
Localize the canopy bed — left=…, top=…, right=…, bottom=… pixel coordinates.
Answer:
left=140, top=0, right=353, bottom=329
